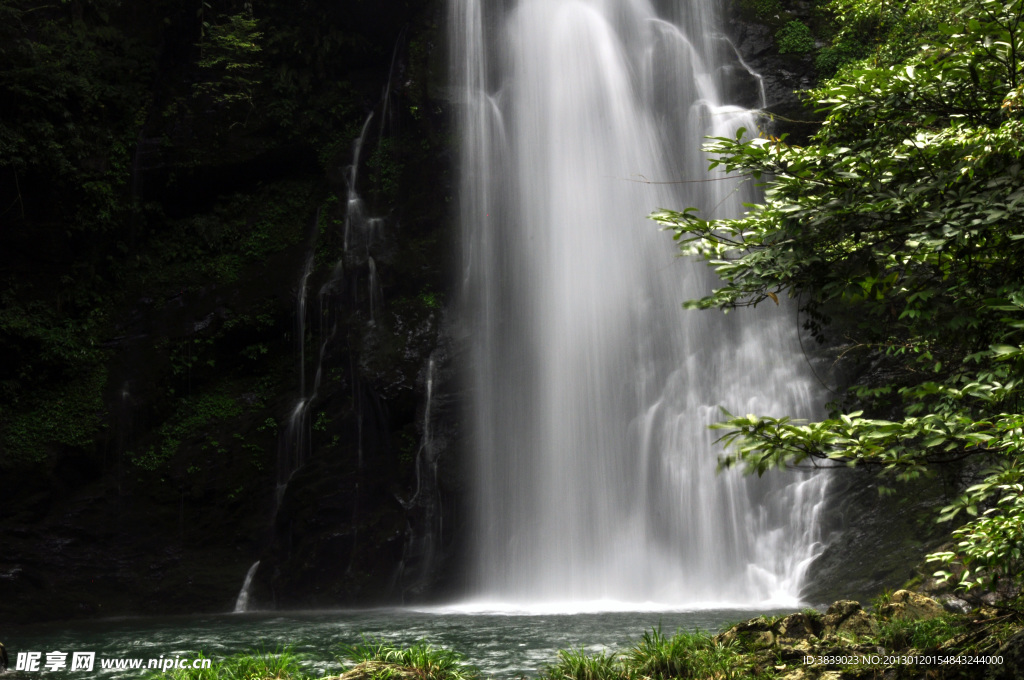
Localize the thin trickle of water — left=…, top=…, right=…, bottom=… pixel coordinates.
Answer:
left=277, top=247, right=317, bottom=491
left=397, top=353, right=445, bottom=597
left=232, top=108, right=384, bottom=609
left=408, top=355, right=440, bottom=512
left=344, top=114, right=375, bottom=254
left=378, top=30, right=407, bottom=159
left=452, top=0, right=829, bottom=606
left=277, top=110, right=381, bottom=496
left=367, top=256, right=383, bottom=325
left=233, top=560, right=261, bottom=613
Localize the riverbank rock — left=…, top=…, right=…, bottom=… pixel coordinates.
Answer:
left=780, top=671, right=844, bottom=680
left=937, top=593, right=973, bottom=613
left=989, top=629, right=1024, bottom=680
left=713, top=598, right=1024, bottom=679
left=821, top=600, right=879, bottom=638
left=877, top=589, right=944, bottom=621
left=776, top=612, right=823, bottom=640
left=716, top=615, right=778, bottom=649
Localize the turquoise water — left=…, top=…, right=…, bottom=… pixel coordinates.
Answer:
left=3, top=607, right=795, bottom=679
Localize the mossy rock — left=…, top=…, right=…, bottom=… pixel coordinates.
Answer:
left=716, top=616, right=777, bottom=649
left=821, top=600, right=879, bottom=639
left=877, top=589, right=944, bottom=622
left=775, top=612, right=824, bottom=640
left=775, top=637, right=816, bottom=661
left=779, top=670, right=846, bottom=680
left=335, top=662, right=422, bottom=680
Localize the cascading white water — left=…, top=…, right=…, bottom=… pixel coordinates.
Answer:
left=233, top=560, right=261, bottom=613
left=452, top=0, right=828, bottom=608
left=233, top=111, right=384, bottom=612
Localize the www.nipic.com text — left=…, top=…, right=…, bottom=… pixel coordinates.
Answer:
left=15, top=652, right=213, bottom=672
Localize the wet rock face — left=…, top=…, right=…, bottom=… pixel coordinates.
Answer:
left=799, top=470, right=952, bottom=607
left=0, top=0, right=458, bottom=624
left=252, top=443, right=408, bottom=609
left=729, top=17, right=815, bottom=104
left=725, top=6, right=819, bottom=143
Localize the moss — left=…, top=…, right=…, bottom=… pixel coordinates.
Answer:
left=1, top=364, right=109, bottom=464
left=739, top=0, right=785, bottom=23
left=417, top=289, right=443, bottom=310
left=368, top=137, right=400, bottom=202
left=140, top=180, right=313, bottom=290
left=130, top=391, right=243, bottom=470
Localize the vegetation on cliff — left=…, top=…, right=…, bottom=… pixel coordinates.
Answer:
left=657, top=0, right=1024, bottom=600
left=0, top=0, right=453, bottom=621
left=0, top=0, right=443, bottom=466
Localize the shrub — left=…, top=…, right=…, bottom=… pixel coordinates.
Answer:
left=775, top=20, right=815, bottom=54
left=815, top=40, right=868, bottom=77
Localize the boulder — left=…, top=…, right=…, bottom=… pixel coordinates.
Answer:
left=936, top=594, right=972, bottom=614
left=780, top=670, right=843, bottom=680
left=776, top=638, right=815, bottom=660
left=821, top=600, right=879, bottom=638
left=779, top=669, right=813, bottom=680
left=877, top=590, right=944, bottom=621
left=716, top=616, right=776, bottom=649
left=824, top=600, right=862, bottom=619
left=775, top=612, right=823, bottom=640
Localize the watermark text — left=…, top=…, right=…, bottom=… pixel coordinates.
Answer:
left=15, top=652, right=212, bottom=673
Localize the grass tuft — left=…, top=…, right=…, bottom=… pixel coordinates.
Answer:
left=338, top=640, right=480, bottom=680
left=151, top=648, right=302, bottom=680
left=539, top=629, right=743, bottom=680
left=539, top=648, right=622, bottom=680
left=624, top=628, right=739, bottom=680
left=875, top=615, right=970, bottom=652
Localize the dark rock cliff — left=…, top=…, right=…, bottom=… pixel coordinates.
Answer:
left=0, top=0, right=463, bottom=624
left=726, top=0, right=822, bottom=143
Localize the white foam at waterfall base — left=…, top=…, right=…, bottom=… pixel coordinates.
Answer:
left=452, top=0, right=830, bottom=608
left=413, top=594, right=806, bottom=616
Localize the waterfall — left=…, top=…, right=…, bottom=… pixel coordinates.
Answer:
left=451, top=0, right=828, bottom=607
left=233, top=560, right=261, bottom=613
left=231, top=109, right=383, bottom=611
left=397, top=353, right=446, bottom=598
